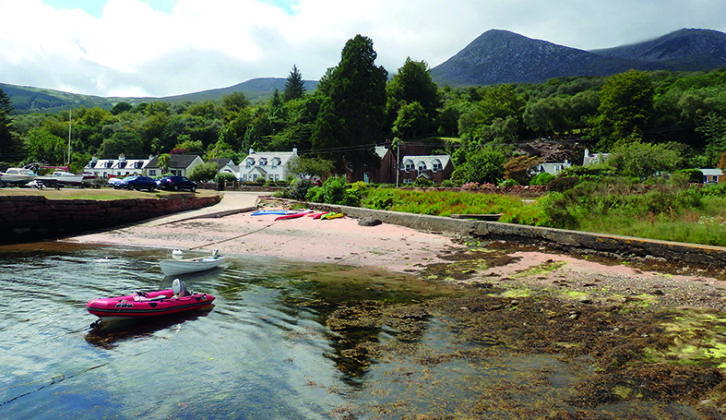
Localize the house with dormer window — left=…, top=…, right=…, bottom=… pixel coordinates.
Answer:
left=85, top=155, right=151, bottom=179
left=239, top=148, right=298, bottom=182
left=398, top=154, right=454, bottom=184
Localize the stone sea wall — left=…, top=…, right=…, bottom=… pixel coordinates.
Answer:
left=0, top=194, right=220, bottom=244
left=327, top=204, right=726, bottom=268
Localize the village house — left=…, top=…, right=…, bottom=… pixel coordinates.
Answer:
left=701, top=168, right=724, bottom=183
left=583, top=148, right=610, bottom=166
left=85, top=155, right=150, bottom=179
left=398, top=154, right=454, bottom=184
left=358, top=141, right=440, bottom=184
left=144, top=154, right=204, bottom=178
left=532, top=160, right=571, bottom=176
left=207, top=157, right=240, bottom=179
left=239, top=148, right=298, bottom=182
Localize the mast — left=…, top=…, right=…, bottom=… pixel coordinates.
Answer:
left=67, top=109, right=72, bottom=169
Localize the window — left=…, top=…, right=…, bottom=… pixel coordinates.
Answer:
left=417, top=161, right=427, bottom=172
left=148, top=169, right=156, bottom=176
left=259, top=158, right=267, bottom=167
left=246, top=159, right=254, bottom=168
left=404, top=159, right=414, bottom=172
left=271, top=158, right=280, bottom=167
left=432, top=159, right=442, bottom=172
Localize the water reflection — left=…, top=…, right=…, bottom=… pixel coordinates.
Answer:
left=85, top=311, right=213, bottom=349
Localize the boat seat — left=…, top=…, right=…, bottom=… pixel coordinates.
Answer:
left=172, top=278, right=189, bottom=297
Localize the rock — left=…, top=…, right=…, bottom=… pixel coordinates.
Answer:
left=358, top=217, right=382, bottom=227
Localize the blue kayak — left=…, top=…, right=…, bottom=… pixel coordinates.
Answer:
left=251, top=210, right=296, bottom=216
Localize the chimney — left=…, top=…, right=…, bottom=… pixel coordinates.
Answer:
left=249, top=148, right=254, bottom=155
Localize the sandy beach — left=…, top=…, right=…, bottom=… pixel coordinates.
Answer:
left=68, top=195, right=726, bottom=311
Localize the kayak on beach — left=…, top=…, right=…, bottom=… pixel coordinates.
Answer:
left=320, top=212, right=344, bottom=220
left=310, top=211, right=331, bottom=219
left=251, top=210, right=296, bottom=216
left=274, top=210, right=314, bottom=221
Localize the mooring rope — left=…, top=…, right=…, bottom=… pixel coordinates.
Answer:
left=189, top=221, right=275, bottom=250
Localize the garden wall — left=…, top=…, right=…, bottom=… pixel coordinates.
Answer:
left=0, top=194, right=220, bottom=244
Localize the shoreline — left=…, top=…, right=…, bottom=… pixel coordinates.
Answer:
left=66, top=206, right=726, bottom=311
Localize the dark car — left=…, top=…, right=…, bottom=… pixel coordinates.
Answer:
left=116, top=175, right=157, bottom=191
left=156, top=175, right=197, bottom=192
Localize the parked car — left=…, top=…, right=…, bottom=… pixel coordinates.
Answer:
left=156, top=175, right=197, bottom=192
left=116, top=175, right=157, bottom=191
left=107, top=177, right=125, bottom=188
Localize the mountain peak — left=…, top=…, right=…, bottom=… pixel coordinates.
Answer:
left=430, top=28, right=726, bottom=87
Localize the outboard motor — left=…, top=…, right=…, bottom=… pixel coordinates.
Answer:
left=172, top=278, right=188, bottom=297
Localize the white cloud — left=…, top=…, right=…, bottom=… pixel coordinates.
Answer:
left=0, top=0, right=724, bottom=97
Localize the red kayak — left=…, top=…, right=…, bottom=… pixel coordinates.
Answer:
left=87, top=279, right=215, bottom=321
left=274, top=210, right=313, bottom=221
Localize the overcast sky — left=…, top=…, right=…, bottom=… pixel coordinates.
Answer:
left=1, top=0, right=724, bottom=98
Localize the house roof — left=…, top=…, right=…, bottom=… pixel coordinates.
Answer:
left=241, top=149, right=298, bottom=168
left=146, top=154, right=201, bottom=168
left=700, top=169, right=724, bottom=176
left=401, top=155, right=452, bottom=168
left=207, top=157, right=237, bottom=170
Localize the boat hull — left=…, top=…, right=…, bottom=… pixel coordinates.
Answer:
left=160, top=256, right=225, bottom=276
left=87, top=289, right=215, bottom=319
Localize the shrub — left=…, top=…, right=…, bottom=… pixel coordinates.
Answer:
left=414, top=178, right=435, bottom=187
left=547, top=176, right=580, bottom=192
left=530, top=172, right=554, bottom=186
left=287, top=178, right=313, bottom=200
left=214, top=172, right=237, bottom=183
left=498, top=178, right=519, bottom=187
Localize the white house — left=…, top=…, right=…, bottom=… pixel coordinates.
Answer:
left=583, top=148, right=610, bottom=166
left=85, top=155, right=150, bottom=179
left=533, top=161, right=571, bottom=176
left=700, top=168, right=724, bottom=184
left=144, top=154, right=204, bottom=178
left=208, top=157, right=240, bottom=179
left=239, top=148, right=298, bottom=182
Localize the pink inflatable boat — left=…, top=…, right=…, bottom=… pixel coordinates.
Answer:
left=87, top=279, right=215, bottom=321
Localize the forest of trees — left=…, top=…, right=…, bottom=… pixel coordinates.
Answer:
left=1, top=33, right=726, bottom=185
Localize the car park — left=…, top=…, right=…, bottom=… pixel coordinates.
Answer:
left=156, top=175, right=197, bottom=192
left=115, top=175, right=157, bottom=191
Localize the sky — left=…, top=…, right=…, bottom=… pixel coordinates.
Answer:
left=0, top=0, right=724, bottom=98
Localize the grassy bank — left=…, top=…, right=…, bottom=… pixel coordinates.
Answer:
left=360, top=182, right=726, bottom=247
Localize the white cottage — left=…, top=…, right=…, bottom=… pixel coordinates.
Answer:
left=239, top=148, right=298, bottom=182
left=85, top=154, right=150, bottom=179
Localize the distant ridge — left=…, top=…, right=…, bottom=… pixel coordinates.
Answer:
left=589, top=28, right=726, bottom=71
left=427, top=29, right=723, bottom=87
left=2, top=77, right=318, bottom=114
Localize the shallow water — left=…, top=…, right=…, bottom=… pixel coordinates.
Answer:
left=0, top=243, right=712, bottom=419
left=1, top=244, right=358, bottom=419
